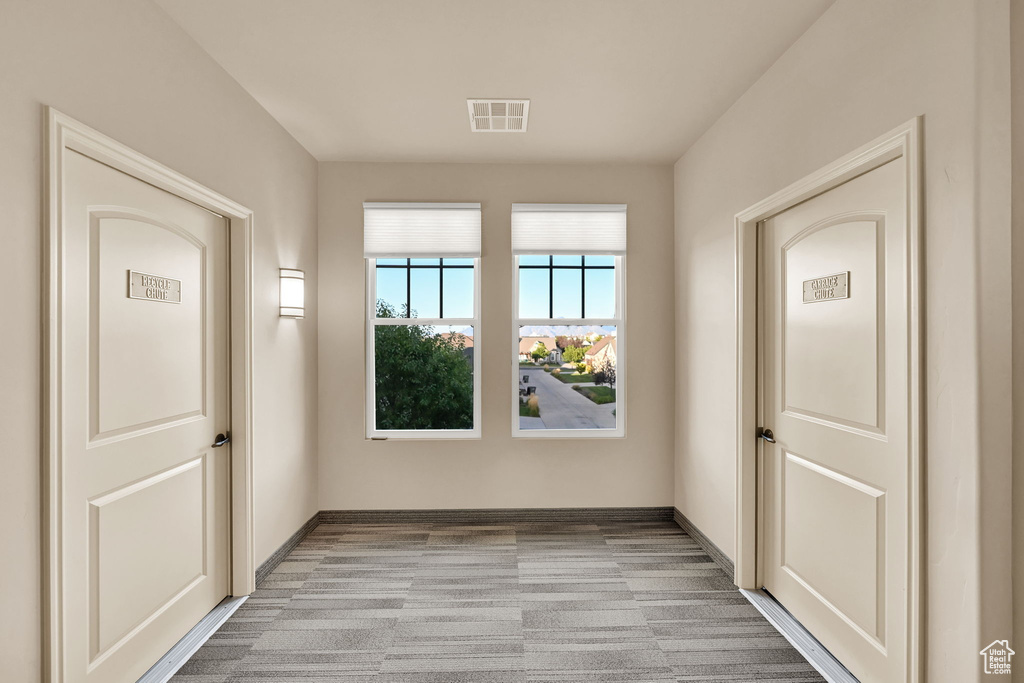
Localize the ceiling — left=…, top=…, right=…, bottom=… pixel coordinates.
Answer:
left=155, top=0, right=833, bottom=164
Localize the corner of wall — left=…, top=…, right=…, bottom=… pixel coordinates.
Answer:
left=1010, top=0, right=1024, bottom=677
left=974, top=0, right=1015, bottom=654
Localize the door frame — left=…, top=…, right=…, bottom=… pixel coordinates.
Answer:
left=42, top=107, right=256, bottom=682
left=733, top=118, right=922, bottom=681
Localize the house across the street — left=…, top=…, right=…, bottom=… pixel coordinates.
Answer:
left=519, top=336, right=561, bottom=363
left=585, top=335, right=617, bottom=370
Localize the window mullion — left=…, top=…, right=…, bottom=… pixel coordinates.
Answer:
left=373, top=317, right=477, bottom=326
left=548, top=255, right=554, bottom=319
left=405, top=258, right=411, bottom=318
left=516, top=318, right=618, bottom=327
left=581, top=255, right=586, bottom=318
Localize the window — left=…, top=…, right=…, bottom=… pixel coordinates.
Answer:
left=511, top=204, right=626, bottom=437
left=364, top=203, right=481, bottom=438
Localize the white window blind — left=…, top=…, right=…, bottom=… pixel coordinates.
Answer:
left=511, top=203, right=627, bottom=255
left=363, top=202, right=481, bottom=258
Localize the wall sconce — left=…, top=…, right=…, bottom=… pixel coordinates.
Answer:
left=279, top=268, right=305, bottom=318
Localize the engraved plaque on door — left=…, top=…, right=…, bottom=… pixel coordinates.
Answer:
left=802, top=271, right=849, bottom=304
left=128, top=270, right=182, bottom=304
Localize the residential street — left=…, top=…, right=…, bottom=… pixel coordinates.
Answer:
left=519, top=367, right=616, bottom=430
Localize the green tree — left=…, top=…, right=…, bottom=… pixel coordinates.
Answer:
left=531, top=342, right=549, bottom=361
left=373, top=301, right=473, bottom=430
left=562, top=345, right=587, bottom=364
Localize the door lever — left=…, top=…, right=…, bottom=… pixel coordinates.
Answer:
left=212, top=432, right=231, bottom=448
left=758, top=428, right=775, bottom=443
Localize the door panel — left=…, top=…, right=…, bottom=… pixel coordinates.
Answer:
left=760, top=158, right=908, bottom=682
left=782, top=216, right=884, bottom=433
left=90, top=212, right=206, bottom=441
left=62, top=150, right=230, bottom=683
left=781, top=450, right=885, bottom=643
left=89, top=457, right=206, bottom=659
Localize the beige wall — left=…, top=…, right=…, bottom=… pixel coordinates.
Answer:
left=1014, top=1, right=1024, bottom=681
left=0, top=0, right=319, bottom=678
left=318, top=162, right=674, bottom=510
left=672, top=0, right=1012, bottom=681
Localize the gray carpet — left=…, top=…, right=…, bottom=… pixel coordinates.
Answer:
left=171, top=520, right=824, bottom=682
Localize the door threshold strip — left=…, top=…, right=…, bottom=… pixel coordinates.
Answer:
left=136, top=595, right=247, bottom=683
left=740, top=588, right=859, bottom=683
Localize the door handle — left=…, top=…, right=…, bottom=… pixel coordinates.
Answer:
left=212, top=432, right=231, bottom=448
left=758, top=427, right=775, bottom=443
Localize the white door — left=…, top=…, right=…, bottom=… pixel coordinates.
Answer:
left=61, top=149, right=231, bottom=682
left=759, top=158, right=909, bottom=682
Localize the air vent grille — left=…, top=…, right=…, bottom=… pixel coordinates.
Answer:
left=467, top=99, right=530, bottom=133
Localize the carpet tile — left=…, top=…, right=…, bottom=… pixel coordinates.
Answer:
left=171, top=521, right=824, bottom=682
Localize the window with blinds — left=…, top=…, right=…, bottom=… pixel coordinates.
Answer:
left=364, top=202, right=481, bottom=438
left=511, top=203, right=626, bottom=438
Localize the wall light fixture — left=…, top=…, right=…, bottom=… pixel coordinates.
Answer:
left=279, top=268, right=305, bottom=318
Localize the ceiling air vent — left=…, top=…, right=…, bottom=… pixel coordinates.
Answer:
left=467, top=99, right=530, bottom=133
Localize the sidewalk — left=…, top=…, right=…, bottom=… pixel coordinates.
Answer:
left=520, top=367, right=616, bottom=430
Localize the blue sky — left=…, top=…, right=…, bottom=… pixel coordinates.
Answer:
left=518, top=255, right=615, bottom=319
left=376, top=258, right=474, bottom=318
left=375, top=255, right=615, bottom=320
